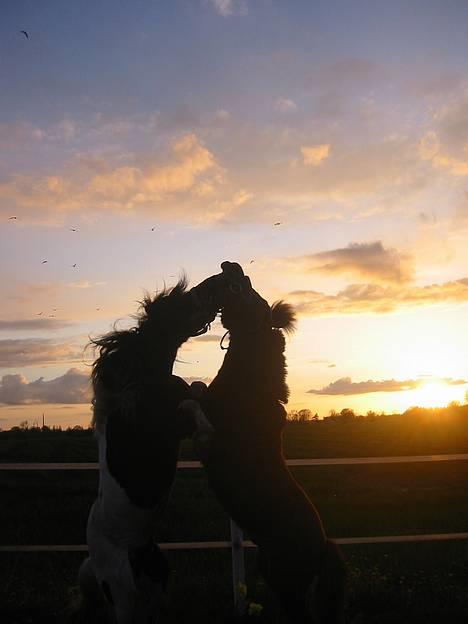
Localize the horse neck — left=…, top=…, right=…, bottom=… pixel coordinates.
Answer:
left=221, top=327, right=289, bottom=403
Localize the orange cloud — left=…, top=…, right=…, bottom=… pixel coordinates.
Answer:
left=300, top=144, right=330, bottom=166
left=308, top=376, right=467, bottom=395
left=0, top=134, right=224, bottom=222
left=294, top=241, right=414, bottom=284
left=289, top=277, right=468, bottom=316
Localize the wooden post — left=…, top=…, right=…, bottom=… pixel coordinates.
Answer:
left=230, top=519, right=246, bottom=617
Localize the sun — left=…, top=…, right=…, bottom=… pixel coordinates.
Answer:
left=410, top=380, right=458, bottom=408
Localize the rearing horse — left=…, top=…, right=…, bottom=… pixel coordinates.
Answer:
left=200, top=262, right=347, bottom=623
left=79, top=274, right=225, bottom=624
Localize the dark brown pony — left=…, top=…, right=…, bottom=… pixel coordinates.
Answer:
left=200, top=262, right=347, bottom=623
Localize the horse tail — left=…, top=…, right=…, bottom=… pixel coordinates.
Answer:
left=271, top=301, right=297, bottom=334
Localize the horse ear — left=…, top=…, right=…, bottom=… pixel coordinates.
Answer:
left=271, top=301, right=296, bottom=334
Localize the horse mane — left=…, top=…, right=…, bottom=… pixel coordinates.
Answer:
left=271, top=301, right=296, bottom=335
left=90, top=276, right=189, bottom=428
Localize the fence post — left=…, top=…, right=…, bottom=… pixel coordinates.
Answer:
left=230, top=518, right=246, bottom=617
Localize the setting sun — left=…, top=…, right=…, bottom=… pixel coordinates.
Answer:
left=410, top=380, right=460, bottom=409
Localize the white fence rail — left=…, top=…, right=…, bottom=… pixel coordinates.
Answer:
left=1, top=454, right=468, bottom=614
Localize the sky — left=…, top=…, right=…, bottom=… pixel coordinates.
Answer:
left=1, top=0, right=468, bottom=429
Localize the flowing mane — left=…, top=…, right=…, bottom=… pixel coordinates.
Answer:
left=89, top=277, right=189, bottom=428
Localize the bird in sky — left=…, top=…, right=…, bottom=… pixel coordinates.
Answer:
left=274, top=222, right=282, bottom=226
left=70, top=228, right=77, bottom=232
left=36, top=312, right=43, bottom=316
left=250, top=260, right=255, bottom=264
left=41, top=260, right=48, bottom=264
left=72, top=263, right=77, bottom=268
left=151, top=227, right=156, bottom=231
left=96, top=307, right=101, bottom=311
left=20, top=30, right=29, bottom=39
left=9, top=216, right=17, bottom=220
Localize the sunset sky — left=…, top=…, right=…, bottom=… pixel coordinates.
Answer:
left=1, top=0, right=468, bottom=429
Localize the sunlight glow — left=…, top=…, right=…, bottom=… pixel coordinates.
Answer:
left=410, top=380, right=460, bottom=408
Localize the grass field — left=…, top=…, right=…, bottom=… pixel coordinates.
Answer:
left=1, top=409, right=468, bottom=622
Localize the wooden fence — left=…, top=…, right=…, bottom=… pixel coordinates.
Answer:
left=1, top=454, right=468, bottom=615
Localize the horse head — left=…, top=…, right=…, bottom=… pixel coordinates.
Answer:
left=219, top=261, right=296, bottom=337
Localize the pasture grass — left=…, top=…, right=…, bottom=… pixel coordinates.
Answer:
left=1, top=413, right=467, bottom=622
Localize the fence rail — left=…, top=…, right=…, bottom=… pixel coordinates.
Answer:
left=2, top=453, right=468, bottom=470
left=2, top=454, right=468, bottom=615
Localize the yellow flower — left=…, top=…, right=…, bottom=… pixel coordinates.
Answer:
left=248, top=602, right=263, bottom=616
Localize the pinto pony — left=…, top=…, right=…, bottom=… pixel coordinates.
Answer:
left=79, top=275, right=224, bottom=624
left=200, top=262, right=347, bottom=623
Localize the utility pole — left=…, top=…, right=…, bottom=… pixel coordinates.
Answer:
left=42, top=413, right=45, bottom=429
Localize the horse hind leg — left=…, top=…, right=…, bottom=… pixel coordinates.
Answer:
left=258, top=540, right=346, bottom=624
left=78, top=557, right=116, bottom=622
left=78, top=556, right=105, bottom=605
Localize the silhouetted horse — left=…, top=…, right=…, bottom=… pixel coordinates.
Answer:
left=200, top=262, right=347, bottom=623
left=79, top=275, right=225, bottom=624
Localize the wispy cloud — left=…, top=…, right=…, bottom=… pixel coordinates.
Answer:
left=300, top=144, right=330, bottom=166
left=0, top=134, right=224, bottom=222
left=0, top=338, right=85, bottom=368
left=0, top=368, right=91, bottom=405
left=207, top=0, right=248, bottom=17
left=295, top=241, right=413, bottom=284
left=65, top=281, right=106, bottom=289
left=0, top=319, right=72, bottom=331
left=289, top=277, right=468, bottom=316
left=274, top=98, right=298, bottom=113
left=308, top=376, right=467, bottom=395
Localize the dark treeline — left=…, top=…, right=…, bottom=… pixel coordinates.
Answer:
left=1, top=402, right=467, bottom=436
left=287, top=401, right=468, bottom=423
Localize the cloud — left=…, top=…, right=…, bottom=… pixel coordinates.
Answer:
left=308, top=376, right=467, bottom=395
left=0, top=368, right=91, bottom=405
left=289, top=277, right=468, bottom=316
left=297, top=241, right=413, bottom=284
left=0, top=134, right=224, bottom=222
left=274, top=98, right=298, bottom=113
left=65, top=281, right=106, bottom=289
left=0, top=338, right=85, bottom=368
left=300, top=144, right=330, bottom=166
left=314, top=59, right=386, bottom=89
left=208, top=0, right=248, bottom=17
left=189, top=334, right=224, bottom=343
left=419, top=131, right=468, bottom=176
left=0, top=121, right=45, bottom=148
left=215, top=109, right=231, bottom=121
left=0, top=319, right=72, bottom=331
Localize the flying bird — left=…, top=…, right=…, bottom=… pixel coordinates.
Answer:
left=20, top=30, right=29, bottom=39
left=72, top=263, right=77, bottom=268
left=36, top=312, right=43, bottom=316
left=250, top=260, right=255, bottom=264
left=151, top=227, right=156, bottom=231
left=274, top=222, right=282, bottom=226
left=9, top=216, right=17, bottom=220
left=70, top=228, right=77, bottom=232
left=41, top=260, right=48, bottom=264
